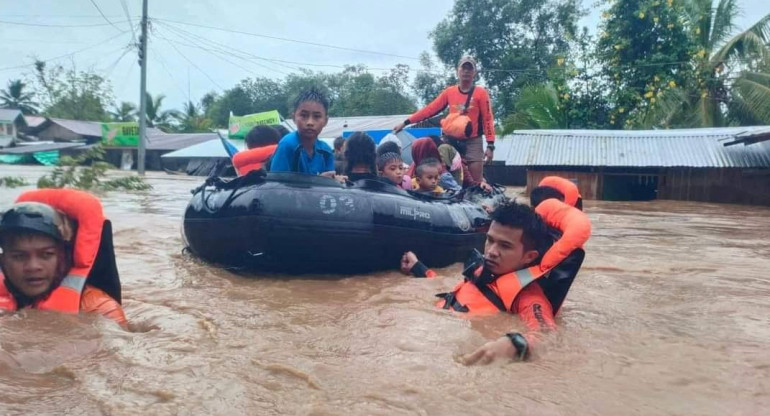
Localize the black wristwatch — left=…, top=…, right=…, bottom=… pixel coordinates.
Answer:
left=486, top=143, right=495, bottom=151
left=505, top=332, right=529, bottom=361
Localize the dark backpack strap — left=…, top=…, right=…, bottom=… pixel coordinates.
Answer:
left=86, top=220, right=122, bottom=304
left=461, top=85, right=475, bottom=115
left=538, top=248, right=586, bottom=314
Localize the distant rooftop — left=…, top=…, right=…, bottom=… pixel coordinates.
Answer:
left=501, top=127, right=770, bottom=169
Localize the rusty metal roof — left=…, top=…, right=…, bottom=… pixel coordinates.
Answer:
left=502, top=127, right=770, bottom=168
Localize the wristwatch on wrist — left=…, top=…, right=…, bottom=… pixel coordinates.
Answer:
left=486, top=143, right=495, bottom=151
left=505, top=332, right=529, bottom=361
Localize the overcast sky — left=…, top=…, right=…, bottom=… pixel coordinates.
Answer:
left=1, top=0, right=769, bottom=112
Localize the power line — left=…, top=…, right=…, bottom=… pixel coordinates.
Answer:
left=150, top=44, right=191, bottom=101
left=88, top=0, right=125, bottom=33
left=156, top=20, right=398, bottom=74
left=154, top=22, right=293, bottom=75
left=116, top=58, right=135, bottom=98
left=0, top=31, right=129, bottom=72
left=153, top=17, right=421, bottom=61
left=154, top=32, right=225, bottom=90
left=0, top=14, right=126, bottom=18
left=0, top=19, right=129, bottom=28
left=102, top=45, right=133, bottom=79
left=120, top=0, right=137, bottom=42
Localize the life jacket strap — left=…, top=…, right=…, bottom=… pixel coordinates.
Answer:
left=471, top=279, right=508, bottom=312
left=435, top=292, right=469, bottom=312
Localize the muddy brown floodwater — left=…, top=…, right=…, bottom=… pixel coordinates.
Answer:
left=0, top=166, right=769, bottom=416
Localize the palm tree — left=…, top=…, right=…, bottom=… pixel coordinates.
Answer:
left=144, top=92, right=178, bottom=131
left=0, top=79, right=39, bottom=114
left=502, top=83, right=566, bottom=132
left=175, top=100, right=212, bottom=133
left=644, top=1, right=770, bottom=127
left=110, top=101, right=137, bottom=122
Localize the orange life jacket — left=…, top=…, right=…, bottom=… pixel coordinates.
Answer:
left=0, top=189, right=105, bottom=314
left=233, top=145, right=278, bottom=176
left=436, top=265, right=548, bottom=315
left=535, top=198, right=591, bottom=270
left=437, top=198, right=591, bottom=314
left=538, top=176, right=582, bottom=208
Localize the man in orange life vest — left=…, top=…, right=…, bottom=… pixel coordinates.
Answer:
left=0, top=189, right=126, bottom=326
left=401, top=197, right=590, bottom=364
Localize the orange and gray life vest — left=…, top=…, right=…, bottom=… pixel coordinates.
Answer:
left=233, top=144, right=278, bottom=176
left=437, top=198, right=591, bottom=314
left=0, top=189, right=107, bottom=313
left=436, top=265, right=549, bottom=314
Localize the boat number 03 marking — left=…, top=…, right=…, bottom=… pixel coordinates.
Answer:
left=319, top=195, right=355, bottom=215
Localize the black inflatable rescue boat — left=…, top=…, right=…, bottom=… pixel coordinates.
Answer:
left=183, top=172, right=492, bottom=273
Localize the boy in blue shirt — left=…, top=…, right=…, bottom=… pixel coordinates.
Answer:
left=270, top=88, right=335, bottom=177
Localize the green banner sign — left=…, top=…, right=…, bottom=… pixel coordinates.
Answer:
left=228, top=110, right=282, bottom=140
left=102, top=122, right=139, bottom=147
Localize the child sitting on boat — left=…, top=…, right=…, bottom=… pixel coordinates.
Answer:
left=270, top=88, right=335, bottom=177
left=377, top=140, right=412, bottom=189
left=344, top=132, right=378, bottom=182
left=377, top=152, right=411, bottom=189
left=413, top=158, right=445, bottom=195
left=408, top=138, right=461, bottom=192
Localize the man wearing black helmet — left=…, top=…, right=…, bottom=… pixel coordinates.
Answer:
left=0, top=189, right=126, bottom=326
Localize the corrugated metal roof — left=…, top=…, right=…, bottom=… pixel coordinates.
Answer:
left=503, top=127, right=770, bottom=168
left=47, top=118, right=165, bottom=138
left=0, top=109, right=23, bottom=123
left=0, top=142, right=84, bottom=154
left=146, top=132, right=219, bottom=151
left=161, top=138, right=245, bottom=158
left=23, top=115, right=47, bottom=128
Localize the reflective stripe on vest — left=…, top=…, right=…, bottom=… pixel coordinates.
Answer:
left=436, top=265, right=547, bottom=315
left=0, top=189, right=105, bottom=314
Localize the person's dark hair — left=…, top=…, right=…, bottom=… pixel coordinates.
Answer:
left=293, top=87, right=329, bottom=114
left=376, top=140, right=401, bottom=157
left=270, top=124, right=290, bottom=137
left=490, top=200, right=550, bottom=256
left=377, top=152, right=403, bottom=171
left=245, top=125, right=281, bottom=149
left=428, top=134, right=443, bottom=148
left=415, top=157, right=441, bottom=177
left=333, top=136, right=346, bottom=151
left=529, top=186, right=565, bottom=208
left=344, top=132, right=376, bottom=175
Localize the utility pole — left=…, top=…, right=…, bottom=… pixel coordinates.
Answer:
left=137, top=0, right=149, bottom=175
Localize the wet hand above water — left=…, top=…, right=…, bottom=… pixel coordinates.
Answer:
left=461, top=337, right=517, bottom=366
left=400, top=251, right=419, bottom=274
